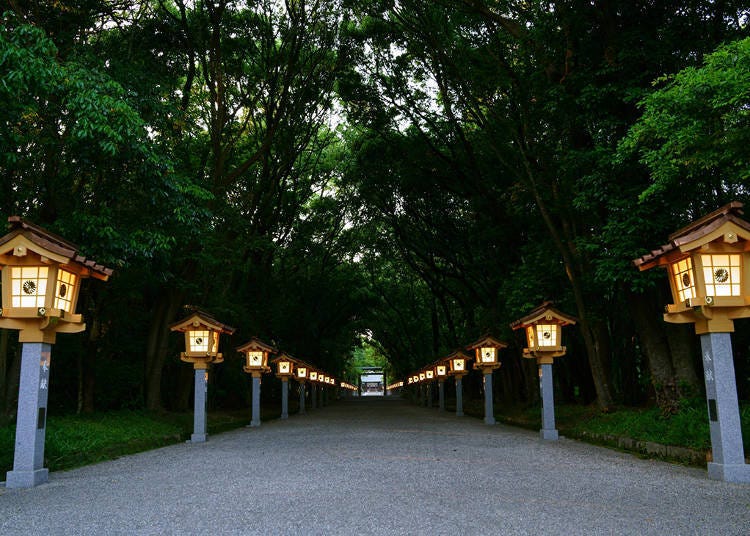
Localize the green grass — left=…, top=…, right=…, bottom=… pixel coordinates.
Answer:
left=456, top=397, right=750, bottom=463
left=0, top=408, right=251, bottom=475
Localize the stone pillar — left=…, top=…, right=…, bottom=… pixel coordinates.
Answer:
left=281, top=378, right=289, bottom=420
left=455, top=376, right=464, bottom=417
left=539, top=363, right=558, bottom=440
left=700, top=333, right=750, bottom=483
left=319, top=385, right=325, bottom=407
left=438, top=380, right=445, bottom=411
left=298, top=383, right=306, bottom=415
left=7, top=343, right=52, bottom=488
left=191, top=368, right=209, bottom=442
left=250, top=375, right=261, bottom=427
left=311, top=383, right=318, bottom=409
left=425, top=384, right=432, bottom=408
left=483, top=371, right=495, bottom=425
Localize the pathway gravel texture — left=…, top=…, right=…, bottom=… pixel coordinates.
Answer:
left=1, top=397, right=749, bottom=535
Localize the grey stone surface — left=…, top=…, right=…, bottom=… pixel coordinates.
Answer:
left=6, top=343, right=52, bottom=488
left=250, top=376, right=261, bottom=427
left=540, top=362, right=558, bottom=440
left=191, top=369, right=208, bottom=443
left=700, top=333, right=750, bottom=483
left=2, top=397, right=750, bottom=535
left=483, top=371, right=495, bottom=425
left=281, top=379, right=289, bottom=420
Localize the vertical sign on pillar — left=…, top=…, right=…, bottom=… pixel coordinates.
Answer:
left=281, top=379, right=289, bottom=419
left=6, top=343, right=52, bottom=488
left=539, top=363, right=558, bottom=440
left=701, top=333, right=747, bottom=479
left=192, top=369, right=208, bottom=442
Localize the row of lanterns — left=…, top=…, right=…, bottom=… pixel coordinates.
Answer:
left=170, top=312, right=343, bottom=433
left=3, top=201, right=750, bottom=486
left=404, top=304, right=577, bottom=436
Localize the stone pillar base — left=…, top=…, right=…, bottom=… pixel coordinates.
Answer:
left=540, top=429, right=559, bottom=441
left=190, top=434, right=207, bottom=443
left=6, top=468, right=48, bottom=489
left=484, top=417, right=495, bottom=425
left=707, top=462, right=750, bottom=483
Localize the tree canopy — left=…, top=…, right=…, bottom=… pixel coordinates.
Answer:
left=1, top=0, right=748, bottom=416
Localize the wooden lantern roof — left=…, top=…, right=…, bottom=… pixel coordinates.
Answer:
left=236, top=337, right=277, bottom=355
left=465, top=334, right=508, bottom=351
left=510, top=302, right=578, bottom=330
left=270, top=352, right=297, bottom=365
left=441, top=349, right=472, bottom=362
left=633, top=202, right=750, bottom=271
left=169, top=310, right=235, bottom=335
left=0, top=216, right=113, bottom=279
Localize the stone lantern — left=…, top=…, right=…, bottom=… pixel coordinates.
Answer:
left=237, top=337, right=275, bottom=427
left=435, top=363, right=448, bottom=411
left=511, top=302, right=577, bottom=440
left=467, top=335, right=507, bottom=425
left=424, top=368, right=435, bottom=408
left=309, top=370, right=319, bottom=409
left=0, top=217, right=111, bottom=488
left=445, top=350, right=472, bottom=417
left=634, top=202, right=750, bottom=483
left=170, top=310, right=235, bottom=442
left=294, top=362, right=309, bottom=414
left=271, top=353, right=295, bottom=420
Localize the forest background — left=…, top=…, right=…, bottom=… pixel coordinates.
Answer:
left=0, top=1, right=749, bottom=424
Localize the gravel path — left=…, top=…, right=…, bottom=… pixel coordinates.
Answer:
left=1, top=397, right=749, bottom=535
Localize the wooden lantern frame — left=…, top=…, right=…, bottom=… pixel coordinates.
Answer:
left=170, top=311, right=235, bottom=369
left=466, top=335, right=507, bottom=371
left=0, top=217, right=112, bottom=343
left=634, top=202, right=750, bottom=334
left=271, top=353, right=297, bottom=379
left=237, top=337, right=275, bottom=377
left=444, top=350, right=471, bottom=377
left=510, top=302, right=577, bottom=364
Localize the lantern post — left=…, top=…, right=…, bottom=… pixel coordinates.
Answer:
left=237, top=338, right=274, bottom=427
left=634, top=202, right=750, bottom=483
left=295, top=363, right=308, bottom=415
left=425, top=368, right=435, bottom=408
left=0, top=217, right=111, bottom=488
left=435, top=363, right=448, bottom=411
left=446, top=350, right=471, bottom=417
left=271, top=353, right=295, bottom=420
left=467, top=336, right=507, bottom=425
left=511, top=302, right=577, bottom=440
left=418, top=372, right=427, bottom=406
left=309, top=371, right=319, bottom=409
left=170, top=311, right=235, bottom=442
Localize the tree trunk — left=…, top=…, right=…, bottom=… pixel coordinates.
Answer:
left=81, top=318, right=101, bottom=414
left=144, top=288, right=184, bottom=411
left=627, top=291, right=680, bottom=413
left=174, top=365, right=194, bottom=412
left=664, top=323, right=700, bottom=395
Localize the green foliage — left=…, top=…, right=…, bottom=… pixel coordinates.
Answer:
left=621, top=37, right=750, bottom=201
left=0, top=409, right=251, bottom=473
